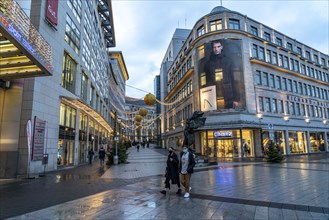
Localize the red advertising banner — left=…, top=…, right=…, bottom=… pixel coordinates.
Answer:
left=45, top=0, right=58, bottom=25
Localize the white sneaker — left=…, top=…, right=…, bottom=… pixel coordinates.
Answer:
left=184, top=192, right=190, bottom=198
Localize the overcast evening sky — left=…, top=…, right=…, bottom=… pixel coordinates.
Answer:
left=112, top=0, right=329, bottom=99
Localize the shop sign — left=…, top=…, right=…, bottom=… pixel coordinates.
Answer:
left=32, top=116, right=46, bottom=161
left=214, top=131, right=232, bottom=138
left=45, top=0, right=59, bottom=25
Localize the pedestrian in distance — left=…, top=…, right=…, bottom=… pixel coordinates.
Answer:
left=88, top=149, right=94, bottom=164
left=136, top=143, right=140, bottom=152
left=179, top=145, right=196, bottom=198
left=98, top=146, right=106, bottom=168
left=160, top=147, right=182, bottom=195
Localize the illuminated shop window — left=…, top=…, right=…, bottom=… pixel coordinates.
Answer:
left=289, top=131, right=307, bottom=154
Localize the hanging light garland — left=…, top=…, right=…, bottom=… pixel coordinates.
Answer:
left=138, top=108, right=148, bottom=117
left=144, top=92, right=182, bottom=106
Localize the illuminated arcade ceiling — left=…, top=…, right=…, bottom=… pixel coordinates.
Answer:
left=0, top=33, right=46, bottom=79
left=0, top=0, right=52, bottom=80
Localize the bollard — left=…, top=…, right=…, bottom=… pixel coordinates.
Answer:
left=113, top=155, right=118, bottom=165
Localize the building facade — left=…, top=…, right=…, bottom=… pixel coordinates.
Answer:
left=159, top=28, right=191, bottom=148
left=162, top=6, right=329, bottom=159
left=0, top=0, right=127, bottom=178
left=124, top=96, right=156, bottom=143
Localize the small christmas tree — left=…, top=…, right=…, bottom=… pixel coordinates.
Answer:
left=266, top=141, right=284, bottom=163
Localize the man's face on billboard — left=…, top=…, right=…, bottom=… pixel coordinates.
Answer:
left=212, top=42, right=223, bottom=55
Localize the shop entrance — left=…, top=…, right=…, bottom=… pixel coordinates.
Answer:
left=208, top=138, right=240, bottom=158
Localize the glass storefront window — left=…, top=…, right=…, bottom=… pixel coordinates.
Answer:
left=310, top=132, right=325, bottom=152
left=289, top=131, right=307, bottom=154
left=262, top=130, right=286, bottom=155
left=242, top=130, right=253, bottom=157
left=59, top=104, right=65, bottom=126
left=206, top=130, right=241, bottom=158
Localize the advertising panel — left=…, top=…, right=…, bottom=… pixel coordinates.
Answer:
left=200, top=85, right=217, bottom=111
left=198, top=39, right=245, bottom=110
left=45, top=0, right=59, bottom=26
left=32, top=116, right=46, bottom=161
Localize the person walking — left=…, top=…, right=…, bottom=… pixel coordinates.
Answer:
left=179, top=145, right=195, bottom=198
left=160, top=147, right=182, bottom=195
left=88, top=149, right=94, bottom=164
left=136, top=142, right=140, bottom=152
left=98, top=146, right=106, bottom=168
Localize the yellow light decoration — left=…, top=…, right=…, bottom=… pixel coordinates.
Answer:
left=144, top=93, right=157, bottom=106
left=138, top=125, right=142, bottom=129
left=144, top=92, right=182, bottom=106
left=135, top=121, right=141, bottom=126
left=134, top=115, right=142, bottom=122
left=139, top=108, right=148, bottom=117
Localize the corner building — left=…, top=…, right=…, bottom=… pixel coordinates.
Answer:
left=162, top=6, right=329, bottom=159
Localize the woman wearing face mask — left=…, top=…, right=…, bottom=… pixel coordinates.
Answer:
left=179, top=145, right=196, bottom=198
left=160, top=147, right=182, bottom=195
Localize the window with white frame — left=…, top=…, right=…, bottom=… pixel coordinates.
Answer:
left=228, top=19, right=240, bottom=29
left=210, top=19, right=222, bottom=31
left=197, top=25, right=205, bottom=37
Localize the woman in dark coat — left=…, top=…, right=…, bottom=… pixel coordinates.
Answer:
left=160, top=147, right=182, bottom=195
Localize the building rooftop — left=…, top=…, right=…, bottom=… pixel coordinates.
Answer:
left=210, top=6, right=231, bottom=14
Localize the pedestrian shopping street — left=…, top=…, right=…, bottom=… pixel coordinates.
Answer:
left=1, top=146, right=328, bottom=220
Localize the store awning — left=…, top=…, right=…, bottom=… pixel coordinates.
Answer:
left=0, top=1, right=52, bottom=80
left=61, top=97, right=113, bottom=133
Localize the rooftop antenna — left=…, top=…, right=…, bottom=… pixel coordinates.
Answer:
left=185, top=16, right=187, bottom=28
left=220, top=0, right=223, bottom=6
left=178, top=20, right=179, bottom=28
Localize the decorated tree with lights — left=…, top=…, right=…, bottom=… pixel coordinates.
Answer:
left=266, top=140, right=284, bottom=163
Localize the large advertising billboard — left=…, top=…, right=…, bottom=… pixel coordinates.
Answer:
left=198, top=39, right=245, bottom=110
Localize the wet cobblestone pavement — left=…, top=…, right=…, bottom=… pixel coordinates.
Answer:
left=1, top=146, right=328, bottom=220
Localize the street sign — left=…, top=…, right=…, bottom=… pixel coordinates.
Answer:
left=114, top=136, right=120, bottom=141
left=268, top=123, right=274, bottom=129
left=269, top=130, right=274, bottom=140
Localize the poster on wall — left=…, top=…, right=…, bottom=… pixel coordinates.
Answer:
left=32, top=116, right=46, bottom=161
left=200, top=85, right=217, bottom=111
left=198, top=39, right=245, bottom=110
